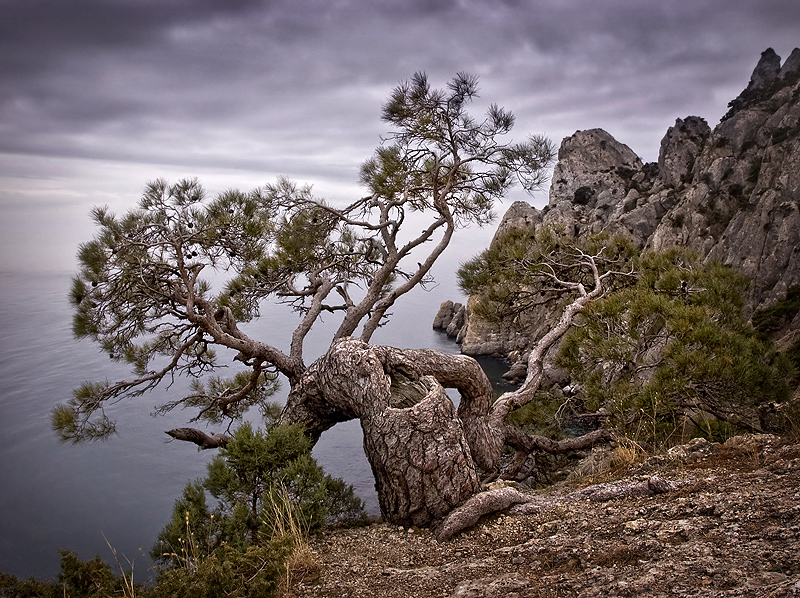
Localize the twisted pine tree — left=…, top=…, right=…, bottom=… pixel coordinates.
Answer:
left=55, top=73, right=619, bottom=534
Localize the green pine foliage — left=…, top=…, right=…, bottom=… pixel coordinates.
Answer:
left=458, top=228, right=638, bottom=325
left=0, top=543, right=290, bottom=598
left=558, top=247, right=793, bottom=444
left=58, top=178, right=286, bottom=441
left=753, top=285, right=800, bottom=392
left=146, top=540, right=293, bottom=598
left=461, top=229, right=794, bottom=446
left=178, top=371, right=281, bottom=425
left=0, top=549, right=139, bottom=598
left=58, top=72, right=558, bottom=443
left=753, top=284, right=800, bottom=338
left=146, top=422, right=364, bottom=596
left=152, top=423, right=365, bottom=567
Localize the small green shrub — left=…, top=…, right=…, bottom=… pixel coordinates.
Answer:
left=508, top=389, right=569, bottom=438
left=0, top=549, right=139, bottom=598
left=615, top=166, right=638, bottom=181
left=148, top=539, right=293, bottom=598
left=144, top=423, right=367, bottom=596
left=458, top=228, right=638, bottom=326
left=558, top=248, right=793, bottom=446
left=785, top=338, right=800, bottom=385
left=153, top=423, right=366, bottom=568
left=693, top=414, right=748, bottom=443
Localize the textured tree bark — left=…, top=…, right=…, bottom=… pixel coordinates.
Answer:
left=435, top=476, right=690, bottom=540
left=316, top=338, right=481, bottom=526
left=165, top=428, right=231, bottom=449
left=367, top=345, right=501, bottom=472
left=273, top=331, right=615, bottom=532
left=167, top=335, right=619, bottom=536
left=434, top=486, right=532, bottom=541
left=167, top=248, right=614, bottom=532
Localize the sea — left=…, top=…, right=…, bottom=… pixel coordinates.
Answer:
left=0, top=240, right=512, bottom=581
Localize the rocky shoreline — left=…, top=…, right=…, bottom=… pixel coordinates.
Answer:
left=291, top=435, right=800, bottom=597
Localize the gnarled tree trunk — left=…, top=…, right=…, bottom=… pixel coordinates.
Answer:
left=170, top=332, right=612, bottom=536
left=174, top=250, right=618, bottom=535
left=278, top=336, right=610, bottom=532
left=285, top=338, right=483, bottom=527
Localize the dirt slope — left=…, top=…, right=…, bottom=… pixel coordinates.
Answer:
left=291, top=435, right=800, bottom=598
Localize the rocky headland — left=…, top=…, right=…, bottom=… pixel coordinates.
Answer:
left=435, top=47, right=800, bottom=378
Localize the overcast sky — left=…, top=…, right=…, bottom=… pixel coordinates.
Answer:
left=1, top=0, right=798, bottom=272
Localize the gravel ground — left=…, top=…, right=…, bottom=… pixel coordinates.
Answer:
left=289, top=435, right=800, bottom=597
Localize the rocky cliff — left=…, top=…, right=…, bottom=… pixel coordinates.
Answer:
left=437, top=48, right=800, bottom=367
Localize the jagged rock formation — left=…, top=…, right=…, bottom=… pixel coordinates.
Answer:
left=432, top=300, right=468, bottom=344
left=437, top=48, right=800, bottom=366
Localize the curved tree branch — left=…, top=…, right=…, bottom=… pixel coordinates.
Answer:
left=166, top=428, right=231, bottom=449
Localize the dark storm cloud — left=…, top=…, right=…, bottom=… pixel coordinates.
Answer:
left=3, top=0, right=798, bottom=164
left=1, top=0, right=799, bottom=270
left=0, top=0, right=271, bottom=53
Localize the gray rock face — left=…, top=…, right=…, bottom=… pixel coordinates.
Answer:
left=432, top=300, right=457, bottom=330
left=749, top=48, right=782, bottom=90
left=549, top=128, right=643, bottom=213
left=452, top=48, right=800, bottom=358
left=658, top=116, right=711, bottom=189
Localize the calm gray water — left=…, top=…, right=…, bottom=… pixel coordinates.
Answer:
left=0, top=260, right=508, bottom=581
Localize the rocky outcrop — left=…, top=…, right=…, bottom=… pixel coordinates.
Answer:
left=447, top=48, right=800, bottom=362
left=432, top=300, right=468, bottom=344
left=658, top=116, right=711, bottom=189
left=651, top=47, right=800, bottom=309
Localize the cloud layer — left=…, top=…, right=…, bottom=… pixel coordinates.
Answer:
left=1, top=0, right=798, bottom=270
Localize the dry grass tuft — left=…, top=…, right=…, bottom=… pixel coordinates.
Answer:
left=266, top=485, right=321, bottom=597
left=103, top=533, right=137, bottom=598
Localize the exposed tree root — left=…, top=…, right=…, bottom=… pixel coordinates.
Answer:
left=435, top=475, right=690, bottom=541
left=434, top=486, right=532, bottom=541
